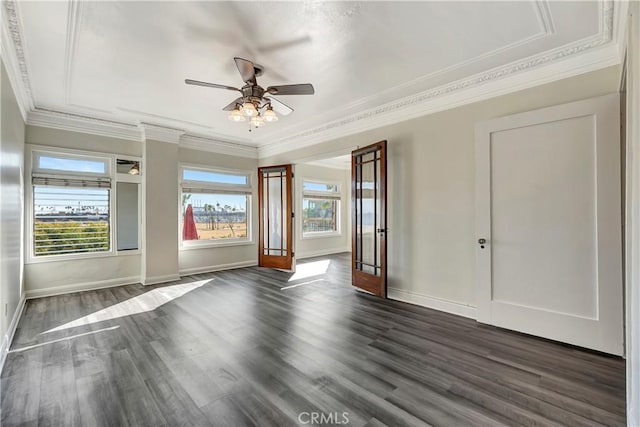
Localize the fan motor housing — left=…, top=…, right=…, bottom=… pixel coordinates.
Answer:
left=242, top=85, right=265, bottom=99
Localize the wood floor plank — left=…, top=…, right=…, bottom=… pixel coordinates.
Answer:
left=0, top=253, right=626, bottom=426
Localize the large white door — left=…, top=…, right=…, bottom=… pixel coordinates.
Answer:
left=475, top=93, right=623, bottom=355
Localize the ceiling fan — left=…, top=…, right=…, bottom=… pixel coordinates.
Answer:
left=185, top=57, right=314, bottom=128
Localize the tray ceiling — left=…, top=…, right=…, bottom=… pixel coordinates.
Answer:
left=2, top=1, right=625, bottom=157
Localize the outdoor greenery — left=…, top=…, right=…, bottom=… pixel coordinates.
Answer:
left=34, top=221, right=109, bottom=255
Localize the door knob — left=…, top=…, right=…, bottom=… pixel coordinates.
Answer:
left=478, top=238, right=487, bottom=249
left=377, top=228, right=387, bottom=233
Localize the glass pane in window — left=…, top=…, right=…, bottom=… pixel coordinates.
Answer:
left=38, top=155, right=106, bottom=174
left=181, top=192, right=248, bottom=241
left=302, top=181, right=339, bottom=192
left=116, top=182, right=138, bottom=251
left=303, top=198, right=338, bottom=233
left=34, top=186, right=110, bottom=256
left=182, top=169, right=248, bottom=185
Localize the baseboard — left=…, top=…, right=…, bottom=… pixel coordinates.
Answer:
left=297, top=247, right=351, bottom=260
left=0, top=294, right=27, bottom=373
left=388, top=287, right=477, bottom=319
left=179, top=260, right=257, bottom=276
left=26, top=276, right=141, bottom=299
left=142, top=274, right=181, bottom=286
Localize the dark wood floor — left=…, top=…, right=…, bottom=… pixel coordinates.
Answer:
left=1, top=253, right=626, bottom=426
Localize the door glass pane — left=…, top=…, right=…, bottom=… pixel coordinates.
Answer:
left=361, top=159, right=375, bottom=268
left=375, top=156, right=381, bottom=272
left=362, top=151, right=375, bottom=162
left=264, top=170, right=286, bottom=256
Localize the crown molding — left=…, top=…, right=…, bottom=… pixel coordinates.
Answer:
left=27, top=107, right=143, bottom=141
left=25, top=107, right=259, bottom=158
left=3, top=0, right=627, bottom=161
left=258, top=0, right=622, bottom=158
left=141, top=123, right=184, bottom=144
left=1, top=0, right=33, bottom=121
left=179, top=134, right=258, bottom=159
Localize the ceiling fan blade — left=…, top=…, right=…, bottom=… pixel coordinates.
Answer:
left=234, top=57, right=256, bottom=85
left=265, top=95, right=293, bottom=116
left=185, top=79, right=240, bottom=92
left=266, top=84, right=315, bottom=96
left=222, top=97, right=244, bottom=111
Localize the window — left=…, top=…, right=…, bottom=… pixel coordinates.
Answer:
left=31, top=151, right=112, bottom=258
left=180, top=166, right=252, bottom=245
left=302, top=180, right=341, bottom=235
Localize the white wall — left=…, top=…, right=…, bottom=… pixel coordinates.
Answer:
left=23, top=127, right=143, bottom=295
left=20, top=126, right=262, bottom=294
left=261, top=65, right=622, bottom=313
left=294, top=163, right=350, bottom=259
left=0, top=57, right=26, bottom=362
left=625, top=2, right=640, bottom=424
left=177, top=148, right=258, bottom=274
left=143, top=139, right=179, bottom=284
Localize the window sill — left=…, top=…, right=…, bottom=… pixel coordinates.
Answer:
left=301, top=232, right=343, bottom=240
left=25, top=250, right=117, bottom=265
left=179, top=239, right=255, bottom=250
left=117, top=250, right=142, bottom=256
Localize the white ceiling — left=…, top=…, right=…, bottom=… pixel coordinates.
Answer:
left=3, top=1, right=625, bottom=156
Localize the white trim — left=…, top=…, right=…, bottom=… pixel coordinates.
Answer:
left=388, top=287, right=477, bottom=320
left=3, top=0, right=626, bottom=159
left=296, top=247, right=350, bottom=260
left=142, top=273, right=181, bottom=286
left=179, top=240, right=255, bottom=250
left=25, top=144, right=118, bottom=264
left=301, top=231, right=342, bottom=240
left=25, top=276, right=140, bottom=299
left=179, top=163, right=255, bottom=248
left=180, top=134, right=259, bottom=159
left=142, top=123, right=184, bottom=144
left=1, top=0, right=33, bottom=121
left=27, top=108, right=143, bottom=142
left=179, top=260, right=257, bottom=276
left=0, top=295, right=27, bottom=373
left=625, top=2, right=640, bottom=424
left=259, top=44, right=622, bottom=158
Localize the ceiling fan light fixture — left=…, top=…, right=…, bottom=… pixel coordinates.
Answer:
left=228, top=107, right=246, bottom=122
left=251, top=115, right=266, bottom=128
left=128, top=162, right=140, bottom=175
left=263, top=106, right=278, bottom=122
left=241, top=101, right=257, bottom=117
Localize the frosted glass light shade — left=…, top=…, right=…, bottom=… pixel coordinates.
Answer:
left=241, top=102, right=257, bottom=117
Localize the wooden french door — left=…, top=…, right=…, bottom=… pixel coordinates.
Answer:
left=352, top=141, right=387, bottom=297
left=258, top=165, right=294, bottom=270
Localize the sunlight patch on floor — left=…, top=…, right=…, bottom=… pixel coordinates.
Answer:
left=11, top=326, right=120, bottom=353
left=42, top=279, right=210, bottom=334
left=281, top=278, right=326, bottom=290
left=288, top=259, right=330, bottom=282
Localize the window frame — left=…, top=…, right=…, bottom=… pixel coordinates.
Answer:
left=301, top=179, right=343, bottom=239
left=179, top=164, right=255, bottom=249
left=114, top=155, right=142, bottom=255
left=26, top=146, right=117, bottom=263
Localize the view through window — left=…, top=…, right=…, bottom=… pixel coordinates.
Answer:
left=302, top=181, right=340, bottom=234
left=181, top=167, right=251, bottom=243
left=32, top=152, right=111, bottom=257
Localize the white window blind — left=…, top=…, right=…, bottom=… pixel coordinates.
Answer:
left=33, top=183, right=110, bottom=256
